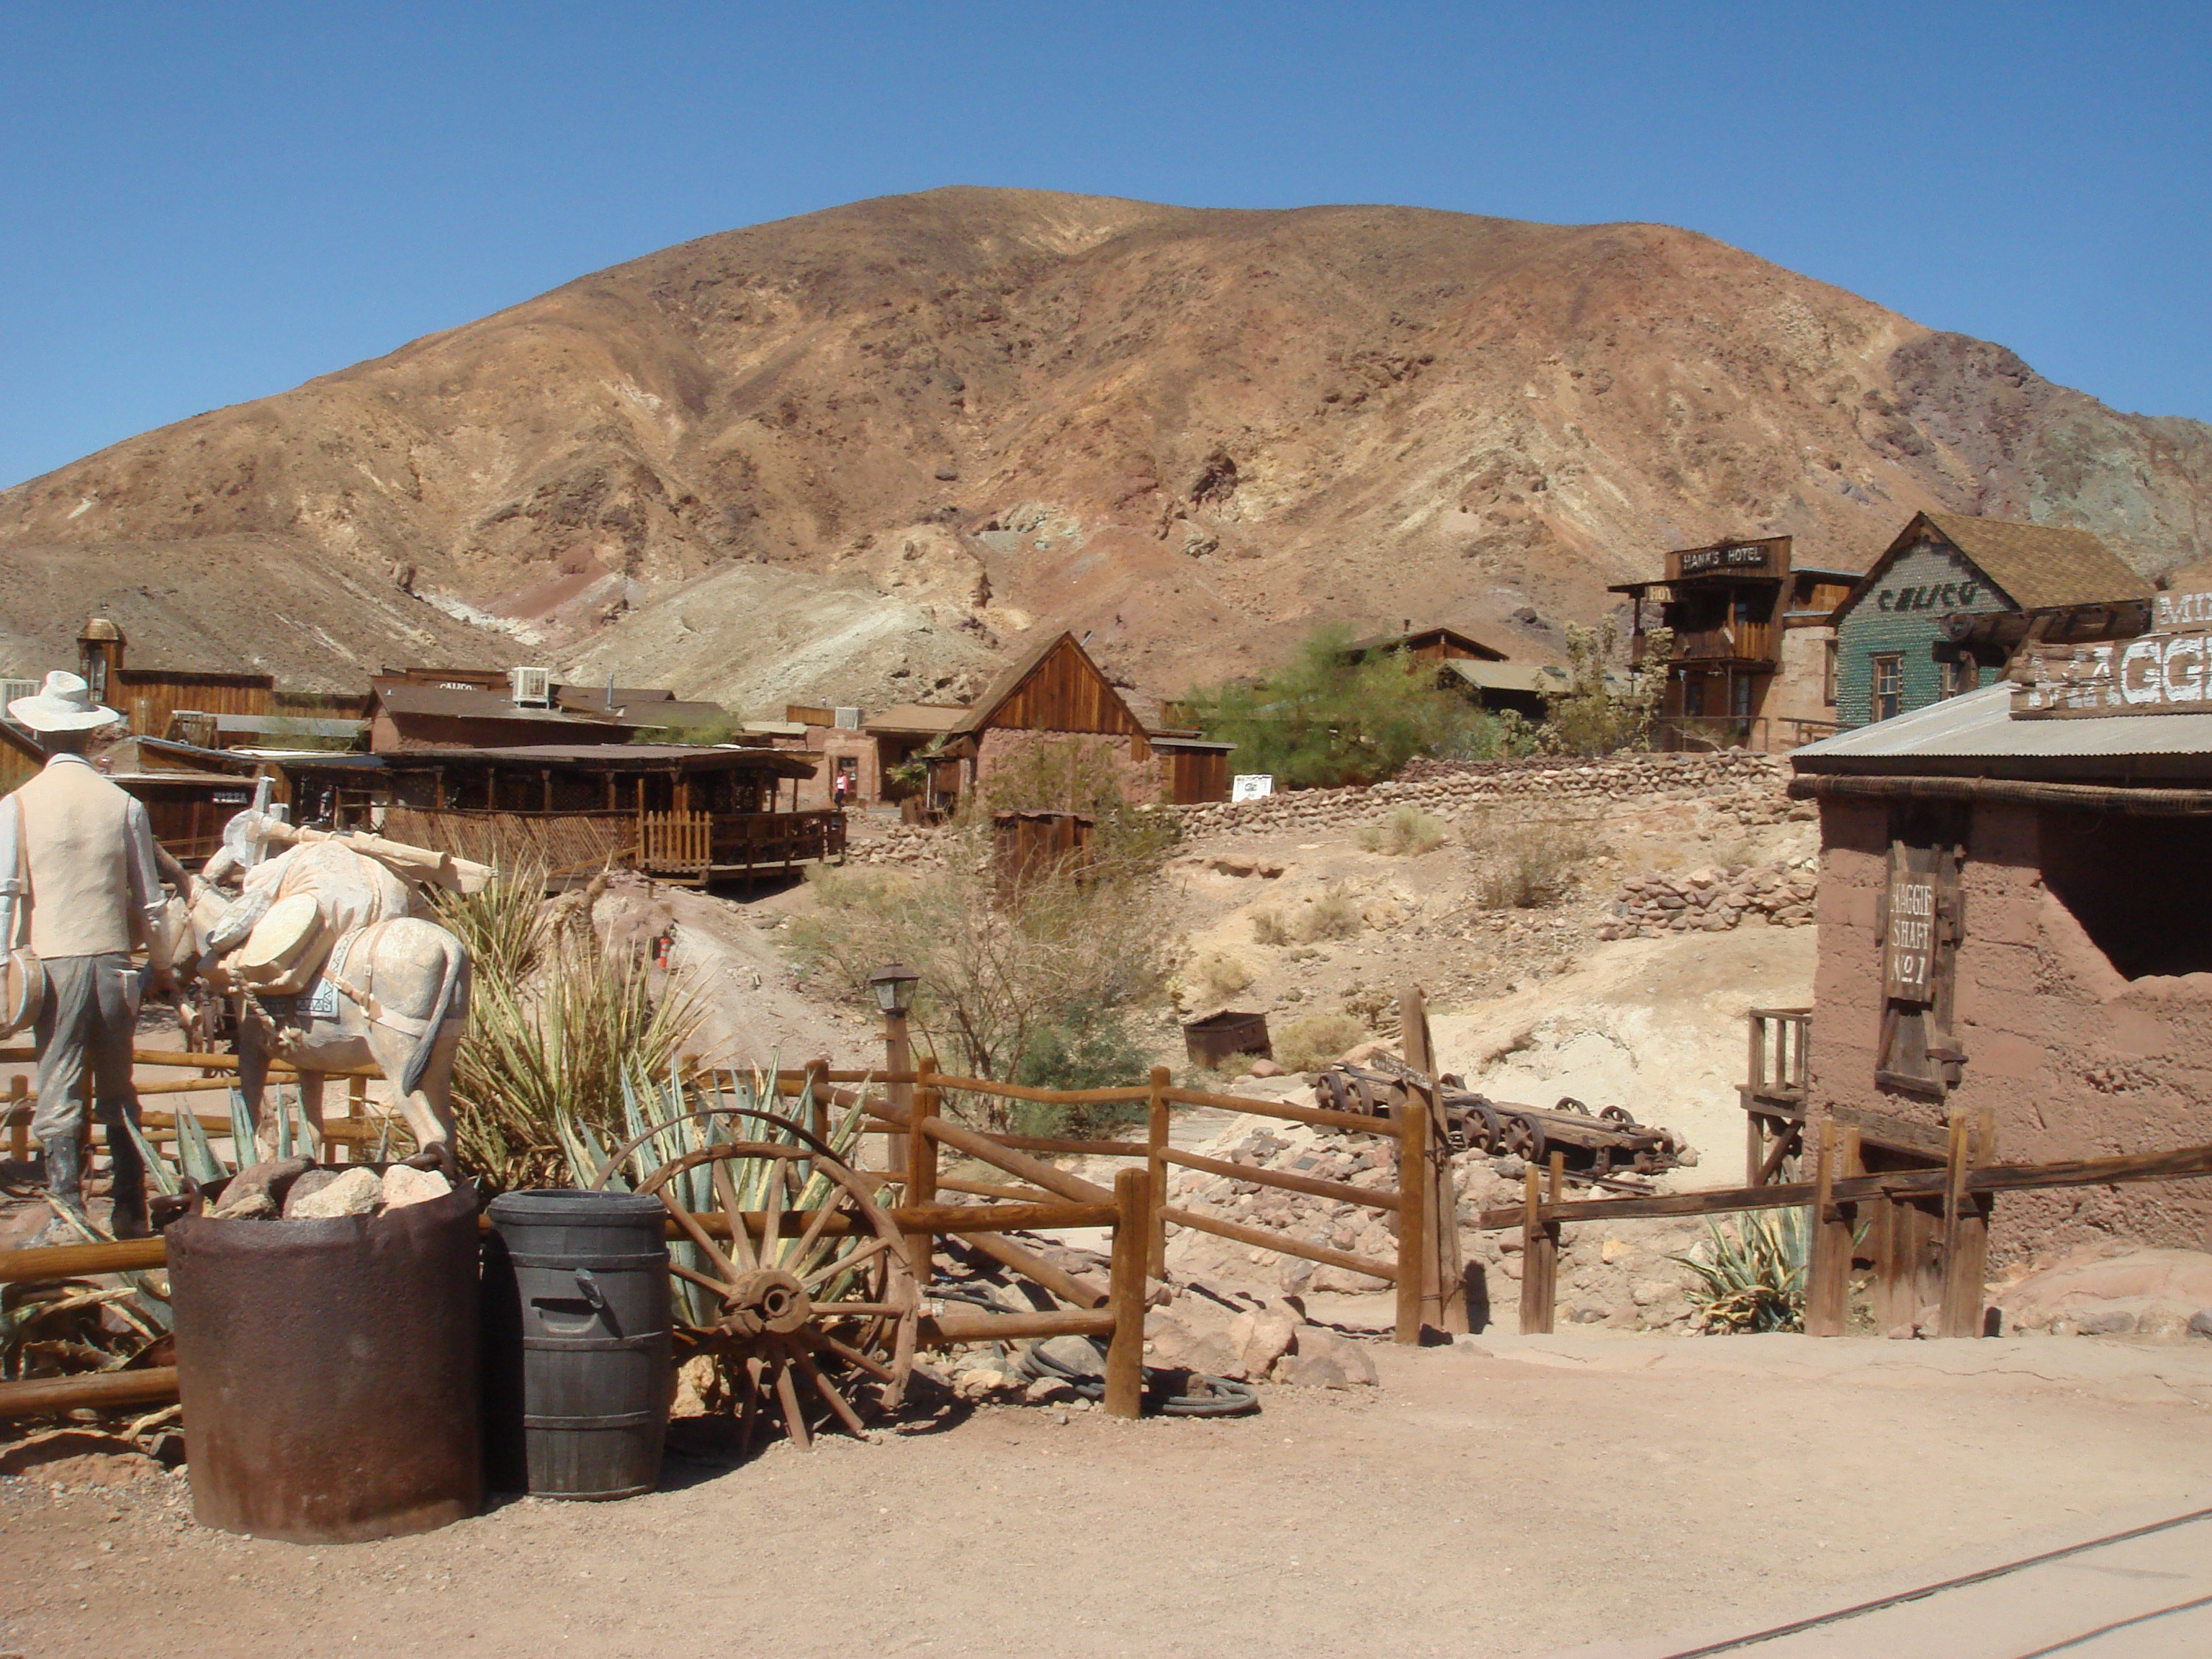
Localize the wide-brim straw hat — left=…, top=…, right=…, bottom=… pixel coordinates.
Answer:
left=8, top=670, right=122, bottom=732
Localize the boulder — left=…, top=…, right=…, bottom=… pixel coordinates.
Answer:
left=2191, top=1310, right=2212, bottom=1341
left=281, top=1169, right=343, bottom=1215
left=1247, top=1059, right=1286, bottom=1079
left=289, top=1166, right=381, bottom=1219
left=381, top=1164, right=452, bottom=1210
left=1227, top=1304, right=1300, bottom=1378
left=1274, top=1326, right=1378, bottom=1388
left=211, top=1156, right=314, bottom=1219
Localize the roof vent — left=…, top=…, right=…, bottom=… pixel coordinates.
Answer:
left=835, top=707, right=861, bottom=730
left=510, top=667, right=552, bottom=709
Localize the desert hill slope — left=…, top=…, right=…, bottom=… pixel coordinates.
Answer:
left=4, top=186, right=2208, bottom=704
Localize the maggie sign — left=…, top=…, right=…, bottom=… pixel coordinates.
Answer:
left=2013, top=631, right=2212, bottom=717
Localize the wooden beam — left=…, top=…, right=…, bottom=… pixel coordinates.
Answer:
left=1159, top=1145, right=1398, bottom=1213
left=1518, top=1165, right=1558, bottom=1335
left=1160, top=1204, right=1395, bottom=1281
left=920, top=1309, right=1115, bottom=1346
left=1804, top=1123, right=1861, bottom=1338
left=890, top=1201, right=1118, bottom=1235
left=1161, top=1087, right=1384, bottom=1137
left=1146, top=1064, right=1170, bottom=1279
left=952, top=1230, right=1107, bottom=1310
left=1938, top=1108, right=1997, bottom=1339
left=0, top=1366, right=178, bottom=1420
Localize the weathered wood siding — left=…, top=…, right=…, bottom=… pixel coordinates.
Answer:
left=1163, top=749, right=1231, bottom=804
left=981, top=637, right=1148, bottom=736
left=113, top=672, right=271, bottom=743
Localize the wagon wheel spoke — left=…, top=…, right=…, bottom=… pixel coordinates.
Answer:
left=817, top=1331, right=899, bottom=1385
left=711, top=1161, right=760, bottom=1272
left=670, top=1261, right=733, bottom=1302
left=798, top=1353, right=868, bottom=1437
left=800, top=1233, right=890, bottom=1294
left=758, top=1159, right=793, bottom=1271
left=786, top=1176, right=848, bottom=1275
left=659, top=1192, right=742, bottom=1285
left=773, top=1362, right=811, bottom=1451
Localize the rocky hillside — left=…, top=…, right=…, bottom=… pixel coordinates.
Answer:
left=4, top=186, right=2208, bottom=702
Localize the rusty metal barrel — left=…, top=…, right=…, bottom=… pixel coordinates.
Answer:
left=482, top=1190, right=671, bottom=1501
left=166, top=1177, right=483, bottom=1544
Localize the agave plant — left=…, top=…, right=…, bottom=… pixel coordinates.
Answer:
left=1672, top=1207, right=1811, bottom=1334
left=559, top=1059, right=889, bottom=1328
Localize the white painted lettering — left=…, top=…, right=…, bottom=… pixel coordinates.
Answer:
left=2121, top=637, right=2164, bottom=705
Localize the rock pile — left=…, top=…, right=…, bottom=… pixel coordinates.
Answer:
left=842, top=822, right=953, bottom=869
left=1174, top=750, right=1806, bottom=841
left=1594, top=859, right=1818, bottom=939
left=206, top=1158, right=451, bottom=1221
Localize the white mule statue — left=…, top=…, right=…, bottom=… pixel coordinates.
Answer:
left=167, top=810, right=475, bottom=1166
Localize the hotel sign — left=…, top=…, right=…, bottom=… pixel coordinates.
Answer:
left=1675, top=543, right=1772, bottom=577
left=2013, top=631, right=2212, bottom=717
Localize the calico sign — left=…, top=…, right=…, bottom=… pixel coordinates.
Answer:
left=2013, top=631, right=2212, bottom=718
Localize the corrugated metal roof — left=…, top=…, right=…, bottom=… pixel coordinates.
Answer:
left=1794, top=683, right=2212, bottom=763
left=372, top=683, right=635, bottom=729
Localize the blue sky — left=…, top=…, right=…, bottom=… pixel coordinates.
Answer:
left=2, top=1, right=2206, bottom=490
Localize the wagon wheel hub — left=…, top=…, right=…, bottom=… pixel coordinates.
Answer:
left=721, top=1267, right=811, bottom=1337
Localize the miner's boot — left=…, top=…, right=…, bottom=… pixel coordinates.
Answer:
left=104, top=1122, right=149, bottom=1239
left=29, top=1134, right=85, bottom=1246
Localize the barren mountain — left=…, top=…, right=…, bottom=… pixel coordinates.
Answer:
left=4, top=186, right=2207, bottom=705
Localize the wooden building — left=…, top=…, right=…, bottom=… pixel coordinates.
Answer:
left=859, top=703, right=971, bottom=814
left=1611, top=536, right=1862, bottom=752
left=95, top=736, right=275, bottom=864
left=74, top=617, right=275, bottom=741
left=1826, top=514, right=2151, bottom=729
left=1338, top=624, right=1510, bottom=665
left=365, top=680, right=638, bottom=753
left=282, top=742, right=833, bottom=886
left=938, top=632, right=1233, bottom=811
left=0, top=723, right=42, bottom=795
left=1790, top=631, right=2212, bottom=1262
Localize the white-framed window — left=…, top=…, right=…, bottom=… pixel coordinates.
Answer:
left=1871, top=653, right=1904, bottom=721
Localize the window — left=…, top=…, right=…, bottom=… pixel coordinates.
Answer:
left=1684, top=677, right=1706, bottom=716
left=1730, top=674, right=1753, bottom=718
left=1871, top=653, right=1904, bottom=721
left=1822, top=641, right=1838, bottom=706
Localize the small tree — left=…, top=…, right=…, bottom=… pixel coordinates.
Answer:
left=1540, top=619, right=1672, bottom=756
left=1185, top=626, right=1524, bottom=787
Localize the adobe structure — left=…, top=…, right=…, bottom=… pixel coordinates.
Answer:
left=1611, top=534, right=1861, bottom=752
left=1827, top=513, right=2152, bottom=728
left=1791, top=610, right=2212, bottom=1259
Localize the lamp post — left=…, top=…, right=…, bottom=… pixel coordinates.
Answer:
left=869, top=962, right=920, bottom=1172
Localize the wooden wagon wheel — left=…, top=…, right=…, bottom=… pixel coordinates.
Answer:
left=634, top=1142, right=917, bottom=1452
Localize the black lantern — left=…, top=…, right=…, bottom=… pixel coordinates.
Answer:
left=868, top=962, right=919, bottom=1019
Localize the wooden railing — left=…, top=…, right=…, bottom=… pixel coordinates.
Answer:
left=637, top=810, right=712, bottom=873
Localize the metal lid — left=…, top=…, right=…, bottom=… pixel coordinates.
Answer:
left=487, top=1189, right=666, bottom=1224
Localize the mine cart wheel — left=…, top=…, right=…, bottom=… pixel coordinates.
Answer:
left=1466, top=1105, right=1503, bottom=1155
left=1318, top=1071, right=1352, bottom=1115
left=635, top=1142, right=917, bottom=1452
left=1556, top=1096, right=1593, bottom=1117
left=1503, top=1118, right=1548, bottom=1166
left=1349, top=1076, right=1386, bottom=1118
left=1600, top=1105, right=1635, bottom=1128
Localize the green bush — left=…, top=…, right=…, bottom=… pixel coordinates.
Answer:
left=1295, top=884, right=1364, bottom=941
left=1271, top=1011, right=1370, bottom=1074
left=1673, top=1210, right=1809, bottom=1334
left=1183, top=626, right=1525, bottom=788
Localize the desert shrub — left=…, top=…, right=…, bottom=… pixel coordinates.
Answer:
left=1673, top=1209, right=1809, bottom=1334
left=1184, top=626, right=1524, bottom=788
left=1295, top=884, right=1364, bottom=942
left=1357, top=804, right=1449, bottom=856
left=976, top=734, right=1179, bottom=866
left=1187, top=949, right=1254, bottom=1002
left=1250, top=908, right=1292, bottom=946
left=1466, top=808, right=1602, bottom=910
left=1270, top=1011, right=1370, bottom=1074
left=790, top=814, right=1168, bottom=1127
left=1539, top=618, right=1672, bottom=757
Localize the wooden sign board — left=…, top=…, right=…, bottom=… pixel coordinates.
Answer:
left=1885, top=868, right=1937, bottom=1001
left=2011, top=632, right=2212, bottom=718
left=2153, top=590, right=2212, bottom=634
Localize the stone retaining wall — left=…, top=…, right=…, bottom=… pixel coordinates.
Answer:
left=1596, top=859, right=1819, bottom=940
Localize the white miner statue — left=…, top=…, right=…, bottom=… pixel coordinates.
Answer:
left=1, top=671, right=173, bottom=1241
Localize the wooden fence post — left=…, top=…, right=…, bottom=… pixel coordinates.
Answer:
left=1938, top=1107, right=1996, bottom=1338
left=8, top=1076, right=26, bottom=1164
left=1804, top=1121, right=1861, bottom=1337
left=1517, top=1165, right=1557, bottom=1335
left=903, top=1057, right=940, bottom=1291
left=1145, top=1065, right=1169, bottom=1279
left=1400, top=986, right=1467, bottom=1334
left=804, top=1057, right=831, bottom=1146
left=1393, top=1090, right=1427, bottom=1344
left=1104, top=1166, right=1150, bottom=1419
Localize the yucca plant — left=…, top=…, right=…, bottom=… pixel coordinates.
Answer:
left=1673, top=1208, right=1810, bottom=1334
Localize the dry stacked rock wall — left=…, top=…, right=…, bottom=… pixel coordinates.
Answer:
left=1174, top=751, right=1805, bottom=842
left=1596, top=859, right=1820, bottom=940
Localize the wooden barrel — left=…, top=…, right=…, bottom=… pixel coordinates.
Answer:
left=482, top=1190, right=672, bottom=1501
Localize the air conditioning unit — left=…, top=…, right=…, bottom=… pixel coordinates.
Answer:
left=509, top=667, right=553, bottom=708
left=835, top=707, right=861, bottom=730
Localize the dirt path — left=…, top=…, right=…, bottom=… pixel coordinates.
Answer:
left=5, top=1333, right=2209, bottom=1659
